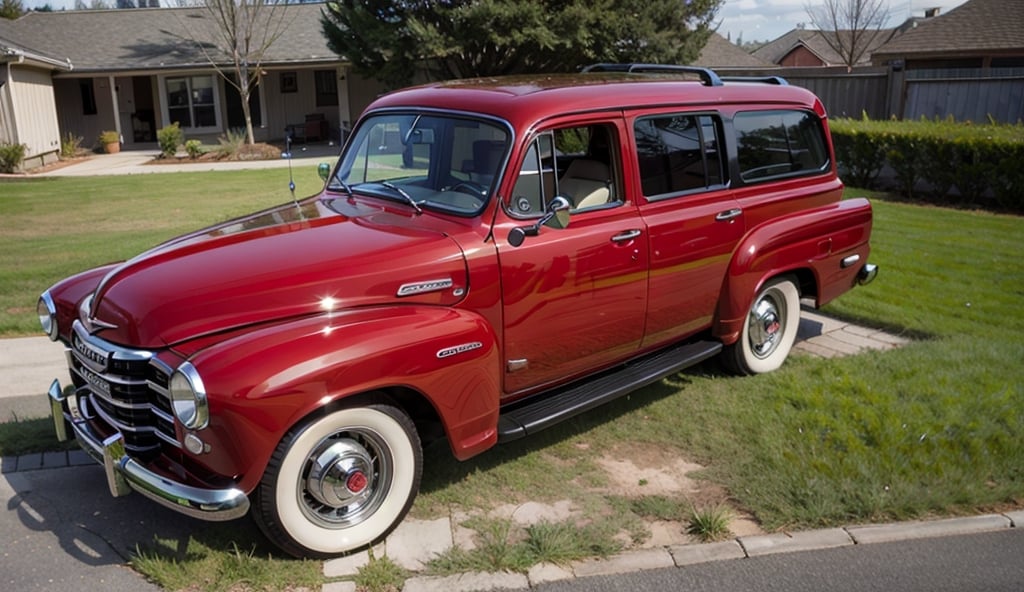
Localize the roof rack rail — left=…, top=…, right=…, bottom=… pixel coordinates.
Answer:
left=719, top=75, right=789, bottom=86
left=582, top=63, right=723, bottom=87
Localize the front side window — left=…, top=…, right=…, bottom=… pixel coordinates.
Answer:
left=634, top=114, right=725, bottom=197
left=166, top=75, right=217, bottom=129
left=333, top=112, right=509, bottom=216
left=734, top=110, right=829, bottom=183
left=509, top=123, right=620, bottom=217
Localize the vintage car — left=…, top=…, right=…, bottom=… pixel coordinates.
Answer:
left=39, top=64, right=877, bottom=558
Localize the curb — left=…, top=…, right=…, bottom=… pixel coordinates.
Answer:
left=319, top=513, right=1022, bottom=592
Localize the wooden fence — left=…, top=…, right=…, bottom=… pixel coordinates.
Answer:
left=718, top=66, right=1024, bottom=124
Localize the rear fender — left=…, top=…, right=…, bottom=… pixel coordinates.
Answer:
left=715, top=198, right=873, bottom=343
left=178, top=305, right=500, bottom=493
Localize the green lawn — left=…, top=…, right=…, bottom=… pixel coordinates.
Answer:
left=0, top=169, right=324, bottom=336
left=2, top=174, right=1021, bottom=589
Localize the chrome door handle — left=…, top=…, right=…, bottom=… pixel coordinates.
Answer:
left=611, top=229, right=642, bottom=242
left=715, top=208, right=743, bottom=221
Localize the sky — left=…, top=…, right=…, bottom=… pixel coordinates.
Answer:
left=715, top=0, right=969, bottom=43
left=21, top=0, right=970, bottom=45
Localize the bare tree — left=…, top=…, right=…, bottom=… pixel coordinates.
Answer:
left=805, top=0, right=891, bottom=69
left=179, top=0, right=295, bottom=144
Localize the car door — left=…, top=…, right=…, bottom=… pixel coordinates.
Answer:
left=496, top=118, right=649, bottom=395
left=628, top=110, right=746, bottom=348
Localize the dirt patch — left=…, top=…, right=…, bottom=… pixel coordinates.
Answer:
left=596, top=442, right=765, bottom=539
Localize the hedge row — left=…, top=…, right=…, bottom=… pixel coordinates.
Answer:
left=829, top=117, right=1024, bottom=213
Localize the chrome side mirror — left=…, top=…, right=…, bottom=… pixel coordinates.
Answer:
left=317, top=162, right=331, bottom=182
left=508, top=196, right=571, bottom=247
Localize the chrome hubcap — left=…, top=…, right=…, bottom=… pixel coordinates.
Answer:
left=299, top=430, right=392, bottom=529
left=747, top=290, right=785, bottom=359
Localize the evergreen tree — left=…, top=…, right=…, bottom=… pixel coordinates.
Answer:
left=1, top=0, right=25, bottom=19
left=321, top=0, right=722, bottom=88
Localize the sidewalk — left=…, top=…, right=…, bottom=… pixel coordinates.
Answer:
left=30, top=143, right=341, bottom=177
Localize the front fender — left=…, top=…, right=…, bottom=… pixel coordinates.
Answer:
left=178, top=305, right=500, bottom=493
left=715, top=198, right=873, bottom=343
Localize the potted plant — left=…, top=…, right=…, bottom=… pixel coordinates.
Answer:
left=98, top=131, right=120, bottom=154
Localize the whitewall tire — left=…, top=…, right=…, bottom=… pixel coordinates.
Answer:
left=723, top=276, right=801, bottom=375
left=254, top=403, right=422, bottom=558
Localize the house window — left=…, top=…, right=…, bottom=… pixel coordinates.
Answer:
left=314, top=70, right=338, bottom=107
left=80, top=80, right=97, bottom=115
left=165, top=75, right=217, bottom=129
left=280, top=71, right=297, bottom=93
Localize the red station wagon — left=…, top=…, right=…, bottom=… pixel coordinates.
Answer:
left=39, top=65, right=877, bottom=558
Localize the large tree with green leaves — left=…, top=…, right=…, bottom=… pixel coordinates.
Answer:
left=321, top=0, right=722, bottom=88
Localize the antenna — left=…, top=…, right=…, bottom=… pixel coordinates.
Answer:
left=285, top=132, right=303, bottom=218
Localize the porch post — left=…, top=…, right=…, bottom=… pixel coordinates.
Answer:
left=108, top=75, right=122, bottom=143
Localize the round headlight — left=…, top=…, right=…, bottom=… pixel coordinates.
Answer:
left=38, top=292, right=58, bottom=341
left=170, top=362, right=209, bottom=430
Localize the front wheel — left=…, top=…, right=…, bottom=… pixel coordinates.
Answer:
left=723, top=276, right=801, bottom=375
left=253, top=403, right=422, bottom=558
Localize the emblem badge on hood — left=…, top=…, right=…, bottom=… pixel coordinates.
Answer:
left=397, top=278, right=454, bottom=297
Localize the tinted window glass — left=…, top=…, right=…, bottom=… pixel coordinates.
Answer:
left=735, top=110, right=829, bottom=182
left=634, top=114, right=724, bottom=197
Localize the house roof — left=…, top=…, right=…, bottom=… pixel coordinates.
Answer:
left=872, top=0, right=1024, bottom=60
left=0, top=4, right=336, bottom=74
left=0, top=35, right=72, bottom=70
left=753, top=28, right=897, bottom=67
left=693, top=32, right=771, bottom=68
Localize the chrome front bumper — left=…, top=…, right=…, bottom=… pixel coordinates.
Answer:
left=48, top=379, right=249, bottom=521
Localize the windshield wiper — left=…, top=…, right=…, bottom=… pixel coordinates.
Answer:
left=380, top=181, right=423, bottom=215
left=330, top=176, right=353, bottom=197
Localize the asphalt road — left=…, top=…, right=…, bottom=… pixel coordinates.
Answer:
left=535, top=528, right=1024, bottom=592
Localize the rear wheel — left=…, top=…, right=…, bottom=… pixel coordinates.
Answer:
left=723, top=276, right=800, bottom=375
left=253, top=403, right=422, bottom=558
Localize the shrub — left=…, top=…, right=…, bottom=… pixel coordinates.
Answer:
left=214, top=128, right=246, bottom=158
left=830, top=117, right=1024, bottom=213
left=60, top=133, right=84, bottom=158
left=184, top=139, right=205, bottom=160
left=0, top=142, right=27, bottom=173
left=156, top=123, right=183, bottom=158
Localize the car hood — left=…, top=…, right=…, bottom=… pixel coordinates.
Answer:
left=86, top=198, right=469, bottom=348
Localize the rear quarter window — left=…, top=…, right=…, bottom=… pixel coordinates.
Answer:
left=734, top=110, right=829, bottom=183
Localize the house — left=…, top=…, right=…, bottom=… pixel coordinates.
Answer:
left=0, top=38, right=70, bottom=169
left=692, top=32, right=771, bottom=69
left=0, top=4, right=389, bottom=170
left=871, top=0, right=1024, bottom=71
left=753, top=27, right=900, bottom=68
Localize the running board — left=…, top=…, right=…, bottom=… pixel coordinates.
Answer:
left=497, top=340, right=722, bottom=443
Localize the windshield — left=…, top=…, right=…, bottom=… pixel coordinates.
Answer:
left=330, top=112, right=510, bottom=216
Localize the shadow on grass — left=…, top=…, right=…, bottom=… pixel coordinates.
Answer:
left=418, top=362, right=709, bottom=497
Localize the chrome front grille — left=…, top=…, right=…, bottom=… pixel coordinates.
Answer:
left=67, top=321, right=179, bottom=454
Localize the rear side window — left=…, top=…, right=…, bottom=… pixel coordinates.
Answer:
left=634, top=114, right=725, bottom=198
left=734, top=110, right=829, bottom=182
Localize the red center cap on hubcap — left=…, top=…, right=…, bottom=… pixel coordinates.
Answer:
left=346, top=471, right=368, bottom=493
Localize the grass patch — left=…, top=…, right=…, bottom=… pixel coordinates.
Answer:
left=686, top=505, right=733, bottom=542
left=130, top=521, right=323, bottom=592
left=354, top=552, right=408, bottom=592
left=427, top=517, right=622, bottom=575
left=0, top=416, right=77, bottom=456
